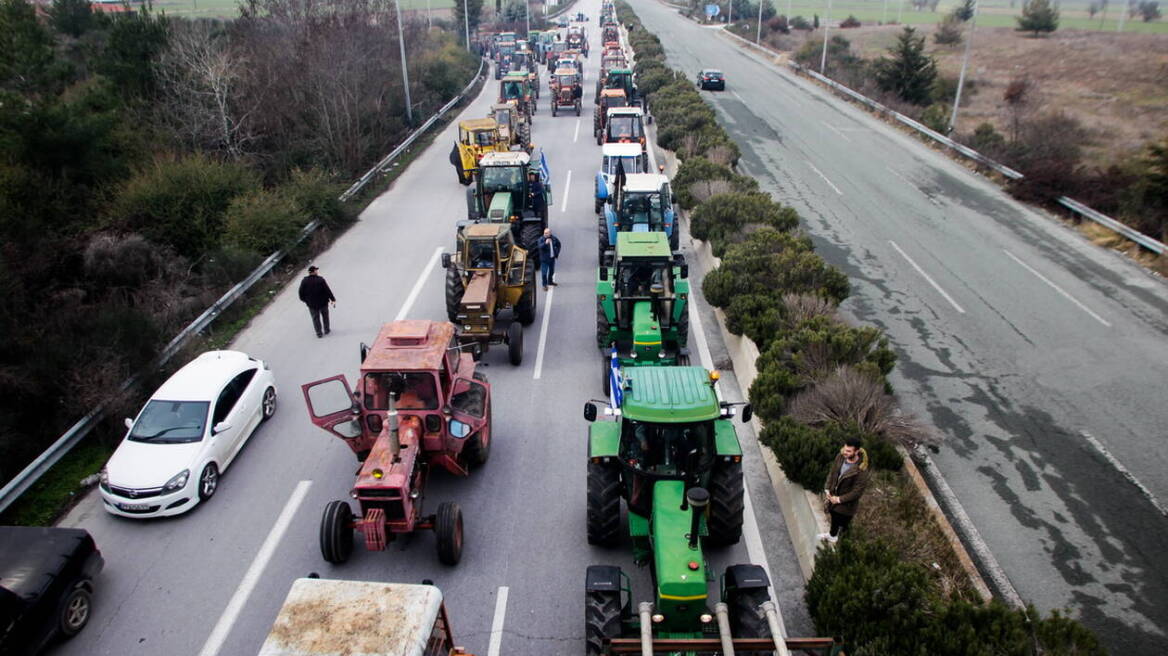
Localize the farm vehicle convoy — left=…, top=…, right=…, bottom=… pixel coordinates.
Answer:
left=287, top=10, right=842, bottom=655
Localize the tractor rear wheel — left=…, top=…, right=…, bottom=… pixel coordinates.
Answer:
left=676, top=302, right=690, bottom=349
left=320, top=500, right=354, bottom=564
left=465, top=395, right=492, bottom=467
left=707, top=460, right=745, bottom=546
left=518, top=123, right=531, bottom=150
left=516, top=259, right=537, bottom=326
left=596, top=300, right=609, bottom=351
left=584, top=589, right=622, bottom=656
left=670, top=225, right=680, bottom=250
left=435, top=502, right=464, bottom=566
left=597, top=217, right=609, bottom=267
left=507, top=322, right=523, bottom=366
left=728, top=586, right=773, bottom=652
left=586, top=462, right=621, bottom=546
left=520, top=223, right=543, bottom=265
left=445, top=266, right=463, bottom=323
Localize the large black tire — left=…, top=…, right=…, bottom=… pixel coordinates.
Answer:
left=320, top=500, right=354, bottom=564
left=516, top=259, right=537, bottom=325
left=707, top=460, right=745, bottom=546
left=676, top=302, right=690, bottom=349
left=57, top=584, right=91, bottom=638
left=586, top=462, right=622, bottom=546
left=596, top=300, right=609, bottom=351
left=585, top=589, right=622, bottom=656
left=597, top=217, right=609, bottom=267
left=507, top=321, right=523, bottom=366
left=670, top=225, right=680, bottom=250
left=464, top=395, right=492, bottom=467
left=445, top=266, right=464, bottom=323
left=520, top=223, right=543, bottom=266
left=518, top=123, right=531, bottom=150
left=435, top=502, right=464, bottom=565
left=728, top=586, right=773, bottom=652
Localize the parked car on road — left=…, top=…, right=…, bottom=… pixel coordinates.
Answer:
left=99, top=350, right=277, bottom=518
left=696, top=68, right=725, bottom=90
left=0, top=526, right=103, bottom=655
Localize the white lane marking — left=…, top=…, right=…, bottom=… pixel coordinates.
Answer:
left=561, top=170, right=572, bottom=213
left=197, top=480, right=312, bottom=656
left=731, top=90, right=746, bottom=103
left=533, top=287, right=555, bottom=379
left=1083, top=432, right=1168, bottom=518
left=889, top=240, right=966, bottom=314
left=574, top=118, right=581, bottom=143
left=1002, top=250, right=1111, bottom=327
left=396, top=246, right=444, bottom=321
left=886, top=165, right=912, bottom=186
left=807, top=161, right=843, bottom=196
left=487, top=585, right=510, bottom=656
left=821, top=120, right=852, bottom=142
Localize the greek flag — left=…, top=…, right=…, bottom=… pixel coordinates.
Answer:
left=608, top=346, right=623, bottom=408
left=539, top=148, right=551, bottom=187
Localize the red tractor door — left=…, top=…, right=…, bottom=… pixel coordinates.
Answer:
left=301, top=375, right=363, bottom=441
left=447, top=376, right=489, bottom=442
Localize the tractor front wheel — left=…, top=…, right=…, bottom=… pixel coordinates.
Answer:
left=435, top=502, right=464, bottom=566
left=707, top=460, right=745, bottom=546
left=597, top=217, right=609, bottom=267
left=585, top=588, right=622, bottom=656
left=320, top=500, right=355, bottom=564
left=728, top=586, right=774, bottom=652
left=596, top=300, right=609, bottom=352
left=520, top=223, right=543, bottom=265
left=516, top=259, right=537, bottom=326
left=445, top=266, right=463, bottom=323
left=507, top=322, right=524, bottom=366
left=586, top=462, right=621, bottom=546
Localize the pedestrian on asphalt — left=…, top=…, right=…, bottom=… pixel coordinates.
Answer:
left=817, top=436, right=870, bottom=544
left=298, top=265, right=336, bottom=338
left=527, top=170, right=547, bottom=218
left=538, top=228, right=561, bottom=291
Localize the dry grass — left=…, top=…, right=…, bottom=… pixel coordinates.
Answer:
left=688, top=178, right=736, bottom=204
left=855, top=468, right=982, bottom=602
left=803, top=25, right=1168, bottom=168
left=781, top=292, right=838, bottom=326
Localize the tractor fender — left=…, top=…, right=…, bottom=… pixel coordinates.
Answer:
left=603, top=207, right=618, bottom=247
left=466, top=186, right=481, bottom=221
left=586, top=565, right=623, bottom=593
left=722, top=564, right=770, bottom=594
left=595, top=172, right=609, bottom=200
left=713, top=420, right=744, bottom=457
left=588, top=422, right=621, bottom=458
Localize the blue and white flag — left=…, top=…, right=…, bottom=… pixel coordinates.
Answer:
left=539, top=148, right=551, bottom=187
left=608, top=346, right=623, bottom=409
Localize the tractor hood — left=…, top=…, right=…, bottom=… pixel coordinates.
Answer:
left=355, top=415, right=423, bottom=492
left=632, top=302, right=662, bottom=361
left=651, top=480, right=708, bottom=627
left=619, top=367, right=721, bottom=423
left=487, top=190, right=514, bottom=222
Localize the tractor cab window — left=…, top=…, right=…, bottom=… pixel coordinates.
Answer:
left=494, top=109, right=510, bottom=125
left=481, top=165, right=524, bottom=193
left=363, top=372, right=439, bottom=411
left=450, top=378, right=487, bottom=418
left=503, top=81, right=522, bottom=99
left=558, top=74, right=576, bottom=87
left=617, top=262, right=665, bottom=298
left=468, top=240, right=496, bottom=269
left=620, top=419, right=715, bottom=477
left=475, top=131, right=494, bottom=146
left=607, top=117, right=640, bottom=140
left=647, top=193, right=665, bottom=224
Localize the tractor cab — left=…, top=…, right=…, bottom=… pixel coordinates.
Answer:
left=300, top=320, right=490, bottom=476
left=489, top=102, right=532, bottom=153
left=601, top=173, right=678, bottom=255
left=499, top=72, right=535, bottom=116
left=468, top=151, right=550, bottom=253
left=457, top=223, right=526, bottom=278
left=602, top=106, right=646, bottom=151
left=546, top=41, right=568, bottom=69
left=451, top=118, right=506, bottom=185
left=596, top=232, right=689, bottom=365
left=594, top=142, right=644, bottom=212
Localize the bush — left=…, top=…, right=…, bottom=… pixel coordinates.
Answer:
left=690, top=191, right=799, bottom=254
left=759, top=417, right=846, bottom=488
left=110, top=154, right=258, bottom=258
left=840, top=14, right=861, bottom=28
left=920, top=102, right=950, bottom=133
left=222, top=187, right=309, bottom=254
left=934, top=13, right=964, bottom=45
left=279, top=168, right=349, bottom=229
left=790, top=15, right=812, bottom=30
left=672, top=157, right=758, bottom=209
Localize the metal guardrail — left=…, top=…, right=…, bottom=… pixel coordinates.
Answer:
left=716, top=27, right=1167, bottom=257
left=0, top=56, right=488, bottom=516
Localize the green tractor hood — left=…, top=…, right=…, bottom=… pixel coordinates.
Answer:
left=487, top=190, right=514, bottom=222
left=652, top=480, right=708, bottom=630
left=632, top=302, right=662, bottom=361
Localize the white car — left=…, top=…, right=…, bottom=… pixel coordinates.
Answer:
left=99, top=351, right=277, bottom=518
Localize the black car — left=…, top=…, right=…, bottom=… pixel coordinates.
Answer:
left=1, top=527, right=103, bottom=655
left=696, top=69, right=725, bottom=91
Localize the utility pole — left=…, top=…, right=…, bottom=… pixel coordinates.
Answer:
left=395, top=0, right=414, bottom=125
left=464, top=0, right=471, bottom=50
left=820, top=0, right=833, bottom=73
left=756, top=0, right=764, bottom=43
left=728, top=0, right=732, bottom=25
left=526, top=0, right=531, bottom=36
left=947, top=0, right=978, bottom=133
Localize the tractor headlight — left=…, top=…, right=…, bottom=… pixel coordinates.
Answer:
left=163, top=469, right=190, bottom=492
left=700, top=613, right=713, bottom=624
left=651, top=613, right=665, bottom=624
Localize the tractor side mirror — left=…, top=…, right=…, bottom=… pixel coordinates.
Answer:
left=360, top=342, right=369, bottom=363
left=599, top=267, right=608, bottom=281
left=741, top=404, right=753, bottom=423
left=583, top=403, right=598, bottom=422
left=441, top=253, right=452, bottom=269
left=449, top=419, right=471, bottom=438
left=679, top=264, right=689, bottom=279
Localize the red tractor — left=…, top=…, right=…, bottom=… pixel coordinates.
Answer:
left=550, top=67, right=583, bottom=117
left=301, top=320, right=492, bottom=566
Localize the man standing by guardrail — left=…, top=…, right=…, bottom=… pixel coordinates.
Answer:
left=298, top=265, right=336, bottom=338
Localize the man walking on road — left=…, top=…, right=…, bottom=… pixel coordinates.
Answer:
left=538, top=228, right=561, bottom=291
left=298, top=265, right=336, bottom=338
left=818, top=436, right=870, bottom=543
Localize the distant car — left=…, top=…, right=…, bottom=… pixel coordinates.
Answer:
left=557, top=17, right=569, bottom=27
left=0, top=526, right=104, bottom=654
left=99, top=350, right=277, bottom=518
left=696, top=69, right=725, bottom=91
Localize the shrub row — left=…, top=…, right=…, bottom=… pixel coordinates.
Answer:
left=615, top=3, right=1102, bottom=652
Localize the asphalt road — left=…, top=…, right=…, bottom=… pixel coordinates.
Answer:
left=51, top=3, right=815, bottom=654
left=625, top=1, right=1168, bottom=652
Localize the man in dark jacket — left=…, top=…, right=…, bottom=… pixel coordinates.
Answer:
left=527, top=170, right=547, bottom=219
left=538, top=228, right=561, bottom=290
left=818, top=436, right=870, bottom=543
left=298, top=265, right=336, bottom=338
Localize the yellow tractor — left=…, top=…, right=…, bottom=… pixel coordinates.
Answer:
left=450, top=118, right=508, bottom=185
left=488, top=102, right=533, bottom=153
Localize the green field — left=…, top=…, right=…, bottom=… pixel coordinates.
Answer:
left=156, top=0, right=457, bottom=19
left=732, top=0, right=1168, bottom=34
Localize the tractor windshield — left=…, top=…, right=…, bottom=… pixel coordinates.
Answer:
left=616, top=260, right=670, bottom=298
left=607, top=117, right=642, bottom=140
left=363, top=372, right=439, bottom=411
left=622, top=193, right=664, bottom=227
left=468, top=239, right=497, bottom=269
left=557, top=74, right=576, bottom=87
left=619, top=419, right=715, bottom=477
left=493, top=109, right=510, bottom=124
left=480, top=165, right=524, bottom=193
left=503, top=81, right=523, bottom=99
left=474, top=131, right=495, bottom=146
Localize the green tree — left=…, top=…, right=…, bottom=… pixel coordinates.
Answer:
left=1016, top=0, right=1059, bottom=35
left=873, top=27, right=937, bottom=106
left=452, top=0, right=485, bottom=44
left=954, top=0, right=976, bottom=21
left=1138, top=0, right=1161, bottom=21
left=48, top=0, right=93, bottom=38
left=934, top=12, right=964, bottom=45
left=0, top=0, right=59, bottom=95
left=689, top=191, right=799, bottom=255
left=99, top=6, right=171, bottom=98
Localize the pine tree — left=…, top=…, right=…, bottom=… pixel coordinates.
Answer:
left=1016, top=0, right=1059, bottom=36
left=453, top=0, right=484, bottom=44
left=48, top=0, right=93, bottom=38
left=954, top=0, right=976, bottom=20
left=873, top=27, right=937, bottom=106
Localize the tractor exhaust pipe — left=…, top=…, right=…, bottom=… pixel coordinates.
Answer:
left=387, top=393, right=401, bottom=462
left=638, top=602, right=653, bottom=656
left=714, top=602, right=735, bottom=656
left=685, top=487, right=710, bottom=549
left=761, top=600, right=791, bottom=656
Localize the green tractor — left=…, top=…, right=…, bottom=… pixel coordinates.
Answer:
left=596, top=232, right=690, bottom=382
left=467, top=151, right=552, bottom=260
